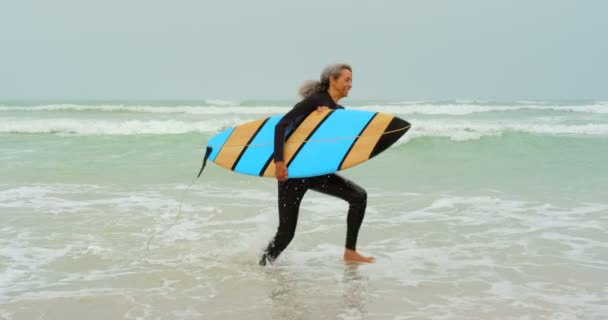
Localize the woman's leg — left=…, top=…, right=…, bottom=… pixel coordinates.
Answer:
left=308, top=174, right=367, bottom=251
left=260, top=179, right=308, bottom=265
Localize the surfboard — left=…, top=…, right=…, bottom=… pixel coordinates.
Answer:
left=202, top=109, right=410, bottom=178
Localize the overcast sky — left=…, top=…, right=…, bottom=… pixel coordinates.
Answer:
left=1, top=0, right=606, bottom=101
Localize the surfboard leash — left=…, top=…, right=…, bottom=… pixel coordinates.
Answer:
left=145, top=146, right=213, bottom=255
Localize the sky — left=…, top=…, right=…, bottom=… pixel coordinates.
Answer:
left=1, top=0, right=607, bottom=101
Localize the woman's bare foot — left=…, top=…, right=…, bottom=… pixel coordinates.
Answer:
left=344, top=249, right=375, bottom=263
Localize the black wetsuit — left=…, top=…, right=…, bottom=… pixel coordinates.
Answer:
left=259, top=91, right=368, bottom=265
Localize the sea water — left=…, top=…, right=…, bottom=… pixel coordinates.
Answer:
left=1, top=100, right=606, bottom=319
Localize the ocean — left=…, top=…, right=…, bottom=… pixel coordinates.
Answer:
left=1, top=100, right=606, bottom=319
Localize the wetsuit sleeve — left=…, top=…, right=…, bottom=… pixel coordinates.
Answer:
left=274, top=97, right=319, bottom=162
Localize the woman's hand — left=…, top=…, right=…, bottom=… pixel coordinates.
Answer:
left=275, top=161, right=288, bottom=181
left=275, top=107, right=326, bottom=182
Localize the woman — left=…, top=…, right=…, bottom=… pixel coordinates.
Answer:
left=259, top=63, right=375, bottom=266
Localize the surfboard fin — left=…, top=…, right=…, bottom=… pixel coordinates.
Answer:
left=197, top=146, right=212, bottom=178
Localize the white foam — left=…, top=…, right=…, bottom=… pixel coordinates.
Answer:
left=0, top=310, right=12, bottom=320
left=0, top=246, right=73, bottom=268
left=1, top=184, right=605, bottom=317
left=0, top=245, right=73, bottom=293
left=359, top=104, right=517, bottom=115
left=2, top=117, right=607, bottom=138
left=204, top=99, right=241, bottom=106
left=0, top=104, right=288, bottom=115
left=0, top=118, right=256, bottom=135
left=78, top=245, right=113, bottom=258
left=489, top=280, right=514, bottom=296
left=356, top=104, right=608, bottom=115
left=0, top=184, right=190, bottom=215
left=395, top=120, right=608, bottom=143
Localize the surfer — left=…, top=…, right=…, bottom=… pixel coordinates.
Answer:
left=259, top=63, right=375, bottom=266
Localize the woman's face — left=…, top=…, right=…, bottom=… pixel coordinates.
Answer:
left=330, top=69, right=353, bottom=99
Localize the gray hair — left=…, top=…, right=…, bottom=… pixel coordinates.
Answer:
left=298, top=63, right=352, bottom=99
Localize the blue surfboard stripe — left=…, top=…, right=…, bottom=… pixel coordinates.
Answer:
left=257, top=118, right=300, bottom=176
left=234, top=115, right=281, bottom=175
left=288, top=110, right=375, bottom=177
left=208, top=127, right=234, bottom=162
left=285, top=110, right=335, bottom=168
